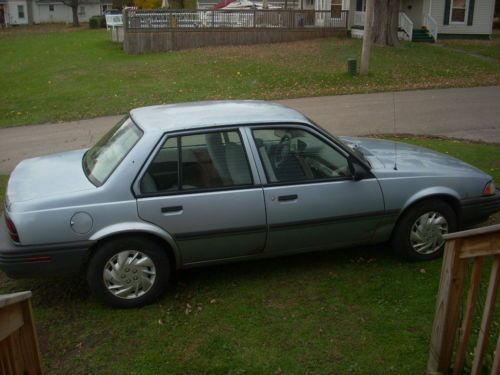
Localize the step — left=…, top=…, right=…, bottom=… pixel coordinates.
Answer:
left=412, top=38, right=435, bottom=43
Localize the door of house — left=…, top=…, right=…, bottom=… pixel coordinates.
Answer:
left=401, top=0, right=423, bottom=27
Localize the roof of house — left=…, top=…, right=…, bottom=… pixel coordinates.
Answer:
left=130, top=101, right=308, bottom=133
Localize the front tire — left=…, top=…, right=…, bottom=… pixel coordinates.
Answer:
left=87, top=236, right=170, bottom=308
left=392, top=199, right=457, bottom=261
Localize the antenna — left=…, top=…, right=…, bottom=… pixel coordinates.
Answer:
left=392, top=91, right=398, bottom=171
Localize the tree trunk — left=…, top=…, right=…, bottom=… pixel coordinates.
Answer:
left=71, top=5, right=79, bottom=27
left=372, top=0, right=400, bottom=47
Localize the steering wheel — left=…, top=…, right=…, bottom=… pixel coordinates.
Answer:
left=273, top=135, right=291, bottom=167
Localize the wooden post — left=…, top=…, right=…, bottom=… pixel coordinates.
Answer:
left=453, top=257, right=484, bottom=375
left=427, top=239, right=467, bottom=373
left=360, top=0, right=374, bottom=75
left=471, top=256, right=500, bottom=375
left=0, top=291, right=42, bottom=375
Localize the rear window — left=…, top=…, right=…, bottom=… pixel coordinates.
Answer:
left=83, top=117, right=143, bottom=186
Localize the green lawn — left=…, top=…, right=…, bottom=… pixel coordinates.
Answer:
left=439, top=30, right=500, bottom=61
left=0, top=137, right=498, bottom=375
left=1, top=27, right=499, bottom=127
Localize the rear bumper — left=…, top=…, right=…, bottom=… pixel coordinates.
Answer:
left=0, top=215, right=94, bottom=279
left=459, top=190, right=500, bottom=227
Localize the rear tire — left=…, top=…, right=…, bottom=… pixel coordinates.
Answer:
left=87, top=236, right=170, bottom=308
left=392, top=199, right=457, bottom=261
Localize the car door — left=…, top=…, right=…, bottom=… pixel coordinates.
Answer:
left=136, top=128, right=266, bottom=265
left=249, top=125, right=385, bottom=254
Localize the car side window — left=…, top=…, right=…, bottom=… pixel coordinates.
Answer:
left=141, top=137, right=179, bottom=193
left=140, top=130, right=253, bottom=194
left=252, top=128, right=351, bottom=183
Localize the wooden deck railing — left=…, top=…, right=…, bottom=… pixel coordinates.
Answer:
left=0, top=291, right=42, bottom=375
left=427, top=224, right=500, bottom=375
left=124, top=9, right=348, bottom=30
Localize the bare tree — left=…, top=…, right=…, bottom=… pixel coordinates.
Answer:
left=372, top=0, right=400, bottom=47
left=61, top=0, right=80, bottom=27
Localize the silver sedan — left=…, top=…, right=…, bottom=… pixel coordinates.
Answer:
left=1, top=101, right=499, bottom=307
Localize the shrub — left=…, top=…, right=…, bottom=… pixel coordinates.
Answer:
left=89, top=15, right=106, bottom=29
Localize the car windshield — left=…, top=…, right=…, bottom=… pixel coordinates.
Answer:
left=83, top=117, right=143, bottom=186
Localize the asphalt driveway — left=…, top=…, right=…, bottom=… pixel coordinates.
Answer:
left=0, top=86, right=499, bottom=174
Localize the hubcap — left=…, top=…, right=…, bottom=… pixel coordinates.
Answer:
left=410, top=211, right=449, bottom=255
left=103, top=250, right=156, bottom=300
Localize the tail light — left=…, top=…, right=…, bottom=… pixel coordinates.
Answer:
left=4, top=214, right=20, bottom=242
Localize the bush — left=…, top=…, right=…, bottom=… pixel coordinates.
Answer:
left=89, top=15, right=106, bottom=29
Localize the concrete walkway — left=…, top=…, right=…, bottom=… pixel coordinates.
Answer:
left=1, top=86, right=499, bottom=174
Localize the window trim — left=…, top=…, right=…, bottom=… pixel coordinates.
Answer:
left=249, top=124, right=358, bottom=187
left=449, top=0, right=468, bottom=24
left=132, top=121, right=373, bottom=198
left=134, top=127, right=258, bottom=198
left=17, top=5, right=24, bottom=18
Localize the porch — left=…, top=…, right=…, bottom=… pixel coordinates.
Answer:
left=123, top=8, right=349, bottom=54
left=350, top=0, right=438, bottom=42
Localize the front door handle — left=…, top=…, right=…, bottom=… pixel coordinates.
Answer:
left=278, top=194, right=298, bottom=202
left=161, top=206, right=183, bottom=213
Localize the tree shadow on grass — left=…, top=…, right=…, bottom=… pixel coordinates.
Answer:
left=173, top=243, right=398, bottom=291
left=0, top=243, right=398, bottom=307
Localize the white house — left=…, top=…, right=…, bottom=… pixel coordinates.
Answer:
left=0, top=0, right=112, bottom=26
left=348, top=0, right=496, bottom=41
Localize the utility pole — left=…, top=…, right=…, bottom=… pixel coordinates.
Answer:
left=360, top=0, right=374, bottom=75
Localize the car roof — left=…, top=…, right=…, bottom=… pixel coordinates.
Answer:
left=129, top=100, right=310, bottom=133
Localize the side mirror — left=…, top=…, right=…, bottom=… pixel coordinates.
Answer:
left=351, top=160, right=368, bottom=181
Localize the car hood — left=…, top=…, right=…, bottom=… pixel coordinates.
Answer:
left=340, top=136, right=486, bottom=176
left=6, top=149, right=95, bottom=204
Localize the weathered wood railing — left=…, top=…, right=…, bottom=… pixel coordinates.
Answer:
left=0, top=291, right=42, bottom=375
left=124, top=9, right=349, bottom=30
left=427, top=224, right=500, bottom=375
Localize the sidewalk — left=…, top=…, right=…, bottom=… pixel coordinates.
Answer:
left=0, top=86, right=499, bottom=174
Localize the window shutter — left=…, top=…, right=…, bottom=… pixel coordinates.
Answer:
left=443, top=0, right=451, bottom=25
left=467, top=0, right=475, bottom=25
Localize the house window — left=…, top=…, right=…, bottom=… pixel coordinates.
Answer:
left=17, top=5, right=24, bottom=18
left=79, top=5, right=85, bottom=15
left=331, top=0, right=342, bottom=17
left=49, top=4, right=54, bottom=11
left=450, top=0, right=467, bottom=23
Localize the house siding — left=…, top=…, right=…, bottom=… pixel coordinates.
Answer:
left=430, top=0, right=494, bottom=35
left=5, top=0, right=30, bottom=24
left=33, top=3, right=71, bottom=23
left=0, top=0, right=107, bottom=24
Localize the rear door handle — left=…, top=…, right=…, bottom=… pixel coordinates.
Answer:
left=161, top=206, right=183, bottom=213
left=278, top=194, right=298, bottom=202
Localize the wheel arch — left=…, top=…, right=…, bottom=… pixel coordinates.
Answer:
left=88, top=223, right=182, bottom=269
left=391, top=189, right=462, bottom=240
